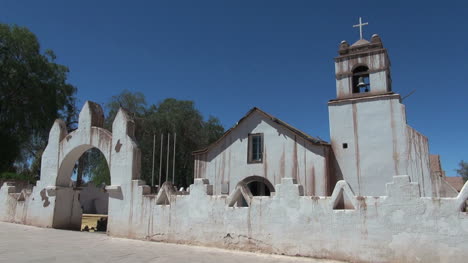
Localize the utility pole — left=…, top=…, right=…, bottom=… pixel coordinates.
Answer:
left=158, top=134, right=163, bottom=190
left=172, top=133, right=176, bottom=184
left=151, top=133, right=156, bottom=187
left=166, top=133, right=170, bottom=182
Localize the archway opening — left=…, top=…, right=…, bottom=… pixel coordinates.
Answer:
left=242, top=176, right=275, bottom=197
left=75, top=148, right=110, bottom=233
left=230, top=176, right=275, bottom=207
left=53, top=147, right=110, bottom=233
left=247, top=181, right=271, bottom=196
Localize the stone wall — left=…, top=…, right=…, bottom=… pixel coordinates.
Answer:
left=78, top=184, right=109, bottom=215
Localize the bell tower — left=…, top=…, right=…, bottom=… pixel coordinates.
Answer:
left=335, top=33, right=392, bottom=99
left=328, top=18, right=433, bottom=197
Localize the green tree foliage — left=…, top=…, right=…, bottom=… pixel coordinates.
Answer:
left=79, top=148, right=110, bottom=186
left=140, top=98, right=224, bottom=187
left=456, top=160, right=468, bottom=182
left=105, top=90, right=147, bottom=128
left=85, top=90, right=224, bottom=188
left=0, top=24, right=77, bottom=173
left=0, top=172, right=37, bottom=184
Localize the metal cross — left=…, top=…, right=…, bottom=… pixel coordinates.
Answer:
left=353, top=17, right=368, bottom=40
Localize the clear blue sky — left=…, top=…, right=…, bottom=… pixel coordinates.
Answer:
left=2, top=0, right=467, bottom=176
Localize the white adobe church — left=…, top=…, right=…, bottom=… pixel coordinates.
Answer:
left=193, top=31, right=456, bottom=201
left=1, top=20, right=466, bottom=263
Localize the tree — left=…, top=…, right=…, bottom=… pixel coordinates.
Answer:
left=456, top=160, right=468, bottom=182
left=105, top=89, right=147, bottom=129
left=0, top=24, right=77, bottom=173
left=80, top=148, right=110, bottom=186
left=84, top=91, right=224, bottom=188
left=143, top=98, right=224, bottom=187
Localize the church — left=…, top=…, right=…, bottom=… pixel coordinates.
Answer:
left=2, top=20, right=466, bottom=263
left=193, top=32, right=457, bottom=200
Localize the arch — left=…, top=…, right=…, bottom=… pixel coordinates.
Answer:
left=36, top=101, right=141, bottom=231
left=351, top=63, right=369, bottom=73
left=56, top=127, right=112, bottom=187
left=352, top=65, right=370, bottom=94
left=238, top=176, right=275, bottom=196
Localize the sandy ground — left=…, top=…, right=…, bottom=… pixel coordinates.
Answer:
left=0, top=222, right=345, bottom=263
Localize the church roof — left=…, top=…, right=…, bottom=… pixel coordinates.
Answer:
left=444, top=177, right=465, bottom=192
left=351, top=38, right=370, bottom=47
left=337, top=34, right=384, bottom=57
left=193, top=107, right=329, bottom=155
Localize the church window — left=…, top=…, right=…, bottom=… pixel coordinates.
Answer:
left=352, top=65, right=370, bottom=93
left=248, top=133, right=263, bottom=163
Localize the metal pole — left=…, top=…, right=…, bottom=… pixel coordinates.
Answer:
left=172, top=133, right=176, bottom=184
left=166, top=133, right=170, bottom=182
left=158, top=134, right=163, bottom=190
left=151, top=133, right=156, bottom=187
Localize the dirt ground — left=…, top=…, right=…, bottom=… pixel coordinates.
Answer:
left=0, top=222, right=346, bottom=263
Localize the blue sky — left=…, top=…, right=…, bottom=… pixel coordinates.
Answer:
left=2, top=0, right=467, bottom=176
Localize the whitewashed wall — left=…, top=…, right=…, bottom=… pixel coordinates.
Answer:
left=0, top=101, right=140, bottom=233
left=194, top=110, right=331, bottom=196
left=329, top=94, right=433, bottom=197
left=405, top=126, right=432, bottom=196
left=79, top=184, right=109, bottom=214
left=87, top=175, right=468, bottom=263
left=3, top=174, right=467, bottom=262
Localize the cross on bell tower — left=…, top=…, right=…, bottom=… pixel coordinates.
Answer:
left=353, top=17, right=368, bottom=40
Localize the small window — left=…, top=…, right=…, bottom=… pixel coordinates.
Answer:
left=342, top=143, right=348, bottom=149
left=248, top=133, right=263, bottom=163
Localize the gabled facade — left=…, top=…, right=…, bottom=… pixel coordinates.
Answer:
left=193, top=108, right=333, bottom=196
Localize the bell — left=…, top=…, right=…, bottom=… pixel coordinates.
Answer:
left=357, top=77, right=367, bottom=88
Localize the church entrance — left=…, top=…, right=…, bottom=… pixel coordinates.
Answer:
left=247, top=181, right=271, bottom=196
left=53, top=147, right=110, bottom=233
left=75, top=148, right=110, bottom=233
left=242, top=175, right=275, bottom=196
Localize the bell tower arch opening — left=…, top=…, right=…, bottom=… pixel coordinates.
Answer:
left=352, top=65, right=370, bottom=94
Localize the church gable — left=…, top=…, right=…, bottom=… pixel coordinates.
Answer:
left=193, top=107, right=328, bottom=157
left=193, top=107, right=332, bottom=196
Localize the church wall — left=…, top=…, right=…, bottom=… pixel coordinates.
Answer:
left=194, top=111, right=330, bottom=196
left=405, top=126, right=433, bottom=197
left=78, top=183, right=109, bottom=214
left=329, top=94, right=435, bottom=197
left=329, top=94, right=410, bottom=196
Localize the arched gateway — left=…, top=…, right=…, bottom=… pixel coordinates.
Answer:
left=33, top=101, right=141, bottom=231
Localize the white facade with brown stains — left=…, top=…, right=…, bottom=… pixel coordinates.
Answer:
left=194, top=108, right=332, bottom=196
left=329, top=34, right=436, bottom=197
left=194, top=34, right=441, bottom=199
